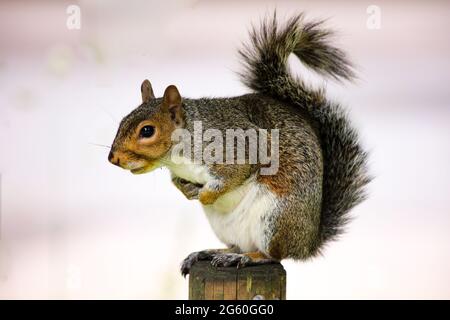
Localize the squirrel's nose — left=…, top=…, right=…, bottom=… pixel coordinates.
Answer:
left=108, top=151, right=121, bottom=166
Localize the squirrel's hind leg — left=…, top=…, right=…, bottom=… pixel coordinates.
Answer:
left=180, top=246, right=240, bottom=277
left=211, top=251, right=279, bottom=268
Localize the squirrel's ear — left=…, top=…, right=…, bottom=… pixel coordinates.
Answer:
left=141, top=79, right=155, bottom=103
left=163, top=85, right=183, bottom=126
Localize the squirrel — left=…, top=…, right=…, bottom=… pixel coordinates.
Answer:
left=108, top=13, right=370, bottom=276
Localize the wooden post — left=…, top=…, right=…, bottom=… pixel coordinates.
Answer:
left=188, top=261, right=286, bottom=300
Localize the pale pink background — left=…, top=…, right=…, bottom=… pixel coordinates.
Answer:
left=0, top=0, right=449, bottom=299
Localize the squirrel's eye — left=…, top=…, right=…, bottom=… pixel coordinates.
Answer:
left=139, top=125, right=155, bottom=138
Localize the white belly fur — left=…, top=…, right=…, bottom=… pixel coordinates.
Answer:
left=203, top=178, right=278, bottom=253
left=165, top=156, right=278, bottom=253
left=165, top=155, right=214, bottom=185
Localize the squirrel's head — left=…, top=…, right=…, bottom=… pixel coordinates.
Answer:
left=108, top=79, right=184, bottom=174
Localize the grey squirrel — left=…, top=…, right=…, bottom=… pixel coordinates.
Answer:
left=108, top=13, right=370, bottom=276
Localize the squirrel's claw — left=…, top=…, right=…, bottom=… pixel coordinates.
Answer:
left=180, top=250, right=214, bottom=277
left=211, top=253, right=278, bottom=269
left=211, top=253, right=251, bottom=268
left=180, top=246, right=246, bottom=276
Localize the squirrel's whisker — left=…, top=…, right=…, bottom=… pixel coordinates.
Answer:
left=89, top=142, right=111, bottom=149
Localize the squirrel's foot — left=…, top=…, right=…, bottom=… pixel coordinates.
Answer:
left=211, top=252, right=279, bottom=268
left=180, top=246, right=240, bottom=277
left=180, top=250, right=214, bottom=277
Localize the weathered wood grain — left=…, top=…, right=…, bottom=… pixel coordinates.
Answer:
left=188, top=261, right=286, bottom=300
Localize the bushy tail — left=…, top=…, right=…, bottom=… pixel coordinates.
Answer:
left=239, top=13, right=371, bottom=244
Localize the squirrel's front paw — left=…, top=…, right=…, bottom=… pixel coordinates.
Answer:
left=181, top=183, right=201, bottom=200
left=172, top=177, right=202, bottom=200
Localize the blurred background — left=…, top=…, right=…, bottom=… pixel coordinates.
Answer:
left=0, top=0, right=449, bottom=299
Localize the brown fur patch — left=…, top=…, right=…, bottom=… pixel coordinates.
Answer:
left=257, top=157, right=295, bottom=196
left=243, top=251, right=270, bottom=261
left=199, top=189, right=220, bottom=205
left=267, top=233, right=287, bottom=260
left=258, top=174, right=290, bottom=196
